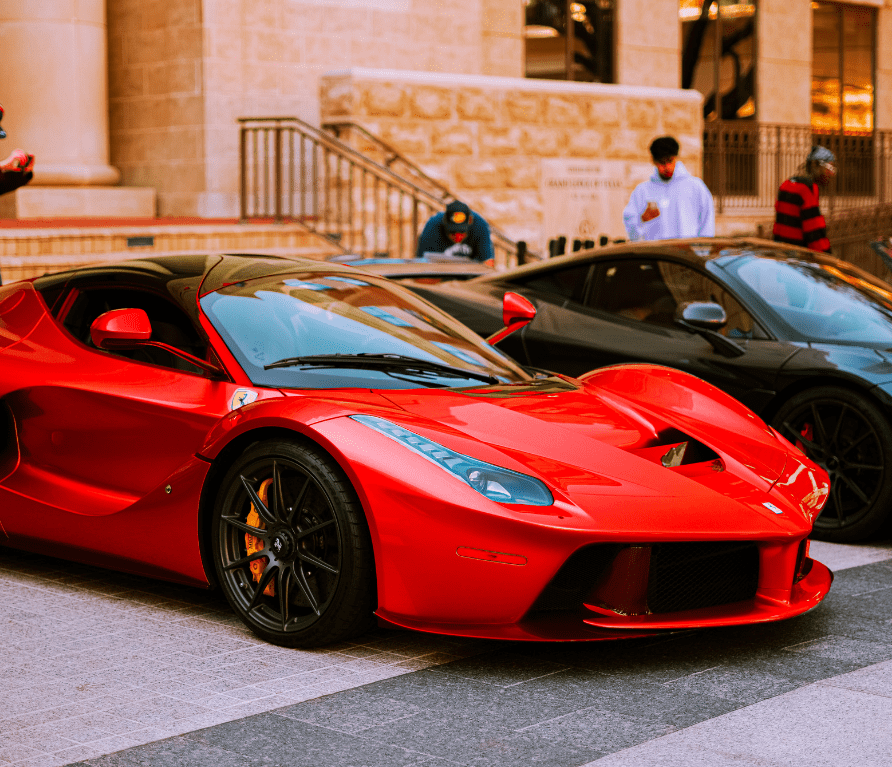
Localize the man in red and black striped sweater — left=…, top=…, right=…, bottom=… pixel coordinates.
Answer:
left=773, top=145, right=837, bottom=253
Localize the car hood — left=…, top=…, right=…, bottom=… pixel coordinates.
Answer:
left=379, top=371, right=789, bottom=494
left=780, top=343, right=892, bottom=386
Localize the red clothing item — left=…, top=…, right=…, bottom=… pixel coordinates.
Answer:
left=773, top=177, right=831, bottom=253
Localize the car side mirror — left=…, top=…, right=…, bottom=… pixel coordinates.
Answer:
left=90, top=308, right=152, bottom=349
left=675, top=301, right=728, bottom=331
left=89, top=307, right=227, bottom=377
left=486, top=292, right=537, bottom=345
left=674, top=301, right=744, bottom=358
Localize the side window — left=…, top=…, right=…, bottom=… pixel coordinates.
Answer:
left=60, top=287, right=209, bottom=374
left=658, top=261, right=766, bottom=339
left=590, top=259, right=765, bottom=339
left=590, top=260, right=678, bottom=325
left=510, top=263, right=592, bottom=305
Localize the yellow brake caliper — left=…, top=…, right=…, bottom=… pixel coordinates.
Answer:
left=245, top=478, right=276, bottom=596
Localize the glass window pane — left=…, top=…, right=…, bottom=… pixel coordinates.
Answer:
left=681, top=0, right=757, bottom=120
left=525, top=1, right=614, bottom=82
left=842, top=5, right=874, bottom=134
left=591, top=260, right=678, bottom=325
left=812, top=2, right=841, bottom=132
left=512, top=263, right=592, bottom=304
left=525, top=0, right=568, bottom=80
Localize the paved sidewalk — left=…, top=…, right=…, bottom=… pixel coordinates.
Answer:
left=1, top=541, right=891, bottom=767
left=0, top=549, right=483, bottom=767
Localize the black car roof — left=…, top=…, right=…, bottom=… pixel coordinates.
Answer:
left=469, top=237, right=838, bottom=284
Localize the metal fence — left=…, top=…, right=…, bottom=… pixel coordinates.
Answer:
left=704, top=122, right=892, bottom=214
left=707, top=122, right=892, bottom=281
left=238, top=117, right=530, bottom=265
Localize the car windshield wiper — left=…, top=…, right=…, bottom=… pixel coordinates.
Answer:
left=263, top=352, right=500, bottom=384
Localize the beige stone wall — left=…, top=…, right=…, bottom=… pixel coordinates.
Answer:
left=615, top=0, right=681, bottom=88
left=757, top=0, right=812, bottom=125
left=321, top=69, right=703, bottom=251
left=108, top=0, right=205, bottom=216
left=108, top=0, right=524, bottom=217
left=481, top=0, right=524, bottom=78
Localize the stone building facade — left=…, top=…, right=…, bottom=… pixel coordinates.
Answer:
left=1, top=1, right=890, bottom=252
left=320, top=69, right=700, bottom=248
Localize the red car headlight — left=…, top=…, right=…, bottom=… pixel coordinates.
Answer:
left=351, top=414, right=554, bottom=506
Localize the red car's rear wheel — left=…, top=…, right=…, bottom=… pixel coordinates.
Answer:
left=212, top=439, right=376, bottom=647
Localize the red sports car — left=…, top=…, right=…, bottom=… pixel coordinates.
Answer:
left=0, top=254, right=832, bottom=647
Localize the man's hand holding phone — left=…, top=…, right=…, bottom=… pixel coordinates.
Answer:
left=641, top=201, right=660, bottom=223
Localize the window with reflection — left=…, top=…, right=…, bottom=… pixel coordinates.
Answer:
left=812, top=2, right=875, bottom=196
left=728, top=256, right=892, bottom=344
left=588, top=258, right=763, bottom=338
left=812, top=2, right=875, bottom=135
left=200, top=271, right=530, bottom=389
left=524, top=0, right=614, bottom=82
left=680, top=0, right=757, bottom=121
left=683, top=1, right=758, bottom=197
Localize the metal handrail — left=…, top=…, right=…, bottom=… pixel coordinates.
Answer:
left=322, top=120, right=453, bottom=202
left=238, top=116, right=534, bottom=264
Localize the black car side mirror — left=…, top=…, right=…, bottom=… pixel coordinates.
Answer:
left=676, top=301, right=728, bottom=331
left=674, top=301, right=745, bottom=358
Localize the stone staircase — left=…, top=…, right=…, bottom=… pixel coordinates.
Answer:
left=0, top=219, right=343, bottom=283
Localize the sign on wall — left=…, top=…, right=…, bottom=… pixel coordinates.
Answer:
left=540, top=159, right=627, bottom=249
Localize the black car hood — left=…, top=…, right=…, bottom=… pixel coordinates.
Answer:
left=782, top=343, right=892, bottom=386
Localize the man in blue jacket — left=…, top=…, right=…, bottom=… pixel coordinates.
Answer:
left=416, top=200, right=495, bottom=265
left=622, top=136, right=715, bottom=242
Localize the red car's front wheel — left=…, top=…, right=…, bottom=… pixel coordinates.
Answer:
left=212, top=439, right=376, bottom=647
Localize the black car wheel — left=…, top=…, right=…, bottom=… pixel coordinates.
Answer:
left=772, top=387, right=892, bottom=542
left=212, top=439, right=376, bottom=647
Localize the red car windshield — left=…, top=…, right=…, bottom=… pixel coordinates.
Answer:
left=200, top=271, right=530, bottom=389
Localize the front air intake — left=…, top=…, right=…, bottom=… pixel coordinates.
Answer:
left=528, top=544, right=622, bottom=614
left=646, top=541, right=759, bottom=613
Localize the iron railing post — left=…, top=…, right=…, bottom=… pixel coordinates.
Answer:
left=239, top=123, right=247, bottom=222
left=274, top=125, right=283, bottom=223
left=411, top=197, right=419, bottom=258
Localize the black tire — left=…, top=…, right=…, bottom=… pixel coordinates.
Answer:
left=212, top=439, right=376, bottom=647
left=771, top=386, right=892, bottom=542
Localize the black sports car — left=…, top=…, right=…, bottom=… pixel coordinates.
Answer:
left=406, top=237, right=892, bottom=542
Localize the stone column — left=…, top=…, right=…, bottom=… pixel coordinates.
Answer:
left=614, top=0, right=680, bottom=88
left=756, top=0, right=812, bottom=124
left=0, top=0, right=154, bottom=217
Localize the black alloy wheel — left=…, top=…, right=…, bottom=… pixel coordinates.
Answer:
left=771, top=387, right=892, bottom=542
left=212, top=439, right=376, bottom=647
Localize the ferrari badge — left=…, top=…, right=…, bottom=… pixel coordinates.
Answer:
left=229, top=388, right=259, bottom=410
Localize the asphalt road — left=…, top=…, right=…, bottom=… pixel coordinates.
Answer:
left=1, top=541, right=891, bottom=767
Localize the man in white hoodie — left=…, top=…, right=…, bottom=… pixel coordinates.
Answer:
left=622, top=136, right=715, bottom=242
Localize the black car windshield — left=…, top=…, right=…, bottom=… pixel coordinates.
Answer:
left=721, top=253, right=892, bottom=344
left=200, top=271, right=531, bottom=389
